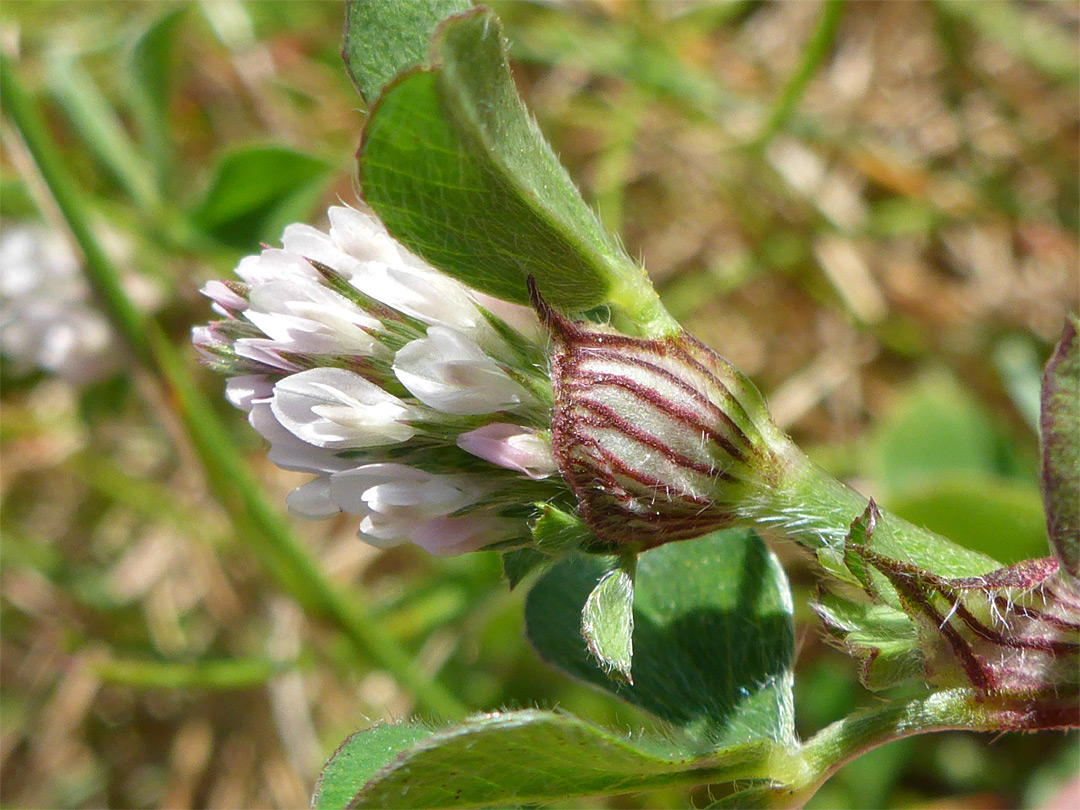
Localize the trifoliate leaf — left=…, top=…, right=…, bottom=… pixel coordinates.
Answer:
left=526, top=529, right=796, bottom=751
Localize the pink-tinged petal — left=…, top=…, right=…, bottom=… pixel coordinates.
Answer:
left=331, top=463, right=500, bottom=556
left=330, top=463, right=425, bottom=516
left=233, top=338, right=303, bottom=374
left=192, top=324, right=240, bottom=368
left=245, top=277, right=381, bottom=356
left=327, top=206, right=402, bottom=265
left=350, top=263, right=480, bottom=329
left=248, top=401, right=354, bottom=474
left=329, top=463, right=480, bottom=519
left=281, top=223, right=362, bottom=277
left=200, top=279, right=248, bottom=315
left=407, top=515, right=513, bottom=557
left=234, top=248, right=320, bottom=285
left=457, top=423, right=557, bottom=479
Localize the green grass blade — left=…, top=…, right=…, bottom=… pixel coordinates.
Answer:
left=754, top=0, right=845, bottom=150
left=47, top=53, right=161, bottom=212
left=91, top=655, right=291, bottom=690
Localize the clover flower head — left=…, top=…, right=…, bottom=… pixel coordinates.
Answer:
left=1, top=224, right=120, bottom=383
left=194, top=205, right=562, bottom=556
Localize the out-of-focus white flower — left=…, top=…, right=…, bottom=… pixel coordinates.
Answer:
left=1, top=224, right=118, bottom=383
left=195, top=205, right=558, bottom=556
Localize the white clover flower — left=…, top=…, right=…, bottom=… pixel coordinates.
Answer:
left=393, top=326, right=534, bottom=415
left=1, top=224, right=119, bottom=383
left=287, top=463, right=507, bottom=556
left=197, top=204, right=787, bottom=559
left=271, top=368, right=417, bottom=449
left=195, top=205, right=560, bottom=557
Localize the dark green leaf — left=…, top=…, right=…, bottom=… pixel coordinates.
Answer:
left=342, top=0, right=471, bottom=105
left=127, top=6, right=184, bottom=187
left=872, top=375, right=1000, bottom=494
left=581, top=555, right=636, bottom=683
left=500, top=547, right=548, bottom=589
left=1040, top=315, right=1079, bottom=578
left=313, top=722, right=434, bottom=810
left=887, top=474, right=1049, bottom=565
left=526, top=530, right=795, bottom=751
left=339, top=709, right=773, bottom=809
left=191, top=146, right=332, bottom=248
left=360, top=9, right=669, bottom=327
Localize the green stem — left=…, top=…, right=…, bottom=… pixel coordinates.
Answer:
left=72, top=452, right=217, bottom=538
left=934, top=0, right=1079, bottom=86
left=1, top=53, right=467, bottom=721
left=740, top=439, right=1002, bottom=580
left=753, top=0, right=845, bottom=150
left=736, top=688, right=1069, bottom=809
left=92, top=655, right=292, bottom=690
left=48, top=54, right=161, bottom=213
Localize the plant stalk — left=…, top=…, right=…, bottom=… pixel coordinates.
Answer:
left=739, top=440, right=1003, bottom=579
left=737, top=687, right=1076, bottom=809
left=754, top=0, right=846, bottom=149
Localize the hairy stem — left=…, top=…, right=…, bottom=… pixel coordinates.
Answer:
left=742, top=688, right=1078, bottom=809
left=740, top=441, right=1002, bottom=579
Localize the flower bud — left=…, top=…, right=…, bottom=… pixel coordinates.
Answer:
left=530, top=279, right=787, bottom=549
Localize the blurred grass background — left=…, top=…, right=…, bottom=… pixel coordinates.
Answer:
left=1, top=1, right=1077, bottom=808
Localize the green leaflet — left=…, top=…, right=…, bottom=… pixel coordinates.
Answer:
left=127, top=6, right=185, bottom=189
left=318, top=709, right=773, bottom=809
left=190, top=145, right=332, bottom=248
left=581, top=554, right=636, bottom=683
left=356, top=8, right=675, bottom=331
left=341, top=0, right=471, bottom=105
left=313, top=722, right=434, bottom=810
left=526, top=529, right=796, bottom=752
left=813, top=592, right=923, bottom=690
